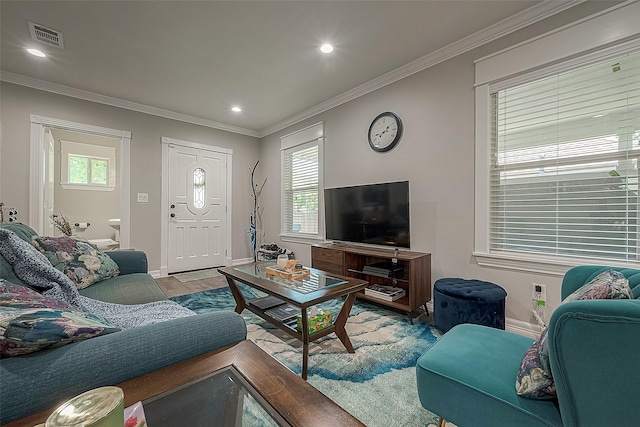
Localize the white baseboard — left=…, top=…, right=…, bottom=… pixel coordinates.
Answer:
left=425, top=301, right=541, bottom=339
left=505, top=317, right=542, bottom=339
left=149, top=269, right=161, bottom=278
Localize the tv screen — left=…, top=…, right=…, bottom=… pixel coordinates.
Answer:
left=324, top=181, right=410, bottom=248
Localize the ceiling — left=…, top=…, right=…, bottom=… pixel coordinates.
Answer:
left=1, top=1, right=580, bottom=137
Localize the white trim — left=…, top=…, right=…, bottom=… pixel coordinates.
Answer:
left=29, top=115, right=131, bottom=249
left=3, top=72, right=259, bottom=138
left=475, top=1, right=640, bottom=85
left=280, top=128, right=324, bottom=242
left=424, top=301, right=541, bottom=339
left=473, top=2, right=640, bottom=275
left=280, top=122, right=324, bottom=150
left=60, top=141, right=117, bottom=190
left=474, top=84, right=491, bottom=255
left=506, top=317, right=542, bottom=340
left=259, top=0, right=585, bottom=137
left=0, top=1, right=581, bottom=139
left=159, top=136, right=233, bottom=277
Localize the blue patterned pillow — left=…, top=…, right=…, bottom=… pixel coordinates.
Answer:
left=516, top=270, right=632, bottom=400
left=31, top=236, right=120, bottom=289
left=0, top=280, right=120, bottom=357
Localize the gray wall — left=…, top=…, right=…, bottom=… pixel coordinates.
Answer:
left=0, top=1, right=619, bottom=328
left=0, top=83, right=260, bottom=269
left=257, top=2, right=619, bottom=327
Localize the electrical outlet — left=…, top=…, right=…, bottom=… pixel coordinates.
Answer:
left=137, top=193, right=149, bottom=203
left=532, top=283, right=547, bottom=305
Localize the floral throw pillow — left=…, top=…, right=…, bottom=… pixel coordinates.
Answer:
left=515, top=270, right=632, bottom=400
left=31, top=236, right=120, bottom=289
left=563, top=269, right=632, bottom=302
left=0, top=279, right=120, bottom=357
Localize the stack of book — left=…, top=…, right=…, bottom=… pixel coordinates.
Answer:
left=362, top=261, right=404, bottom=277
left=264, top=303, right=299, bottom=322
left=364, top=284, right=406, bottom=301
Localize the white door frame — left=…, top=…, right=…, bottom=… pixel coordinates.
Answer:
left=29, top=115, right=131, bottom=249
left=160, top=137, right=233, bottom=277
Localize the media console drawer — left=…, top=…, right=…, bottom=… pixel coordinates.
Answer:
left=311, top=246, right=343, bottom=275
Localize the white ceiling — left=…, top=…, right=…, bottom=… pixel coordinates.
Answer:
left=1, top=1, right=581, bottom=137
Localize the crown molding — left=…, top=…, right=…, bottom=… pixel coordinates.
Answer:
left=0, top=71, right=261, bottom=138
left=0, top=0, right=584, bottom=140
left=258, top=0, right=585, bottom=137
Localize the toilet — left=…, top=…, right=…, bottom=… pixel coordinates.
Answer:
left=88, top=238, right=119, bottom=251
left=88, top=218, right=121, bottom=251
left=108, top=218, right=120, bottom=242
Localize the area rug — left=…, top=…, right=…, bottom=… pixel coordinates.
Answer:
left=171, top=286, right=445, bottom=427
left=172, top=268, right=222, bottom=282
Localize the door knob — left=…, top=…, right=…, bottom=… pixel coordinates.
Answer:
left=170, top=213, right=176, bottom=218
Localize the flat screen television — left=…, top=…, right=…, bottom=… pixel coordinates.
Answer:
left=324, top=181, right=410, bottom=249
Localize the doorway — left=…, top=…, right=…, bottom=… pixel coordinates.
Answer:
left=160, top=137, right=232, bottom=276
left=29, top=115, right=130, bottom=248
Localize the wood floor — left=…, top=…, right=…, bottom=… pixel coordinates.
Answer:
left=155, top=275, right=228, bottom=298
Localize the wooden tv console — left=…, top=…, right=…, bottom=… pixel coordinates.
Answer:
left=311, top=244, right=431, bottom=323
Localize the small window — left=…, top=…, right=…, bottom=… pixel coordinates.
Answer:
left=193, top=167, right=206, bottom=209
left=68, top=156, right=109, bottom=185
left=61, top=140, right=116, bottom=191
left=280, top=122, right=324, bottom=243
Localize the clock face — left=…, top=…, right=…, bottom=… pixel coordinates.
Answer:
left=368, top=112, right=402, bottom=152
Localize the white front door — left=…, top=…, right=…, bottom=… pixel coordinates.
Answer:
left=167, top=143, right=227, bottom=273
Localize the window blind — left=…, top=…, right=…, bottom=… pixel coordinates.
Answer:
left=490, top=49, right=640, bottom=262
left=282, top=141, right=319, bottom=235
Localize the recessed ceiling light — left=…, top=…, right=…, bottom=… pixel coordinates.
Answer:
left=231, top=106, right=242, bottom=112
left=26, top=48, right=46, bottom=58
left=320, top=43, right=334, bottom=54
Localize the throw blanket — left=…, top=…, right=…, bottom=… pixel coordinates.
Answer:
left=0, top=229, right=194, bottom=329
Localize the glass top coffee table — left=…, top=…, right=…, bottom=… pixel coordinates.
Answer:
left=218, top=262, right=368, bottom=379
left=143, top=365, right=287, bottom=426
left=6, top=342, right=365, bottom=427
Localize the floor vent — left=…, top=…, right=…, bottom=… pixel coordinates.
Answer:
left=28, top=21, right=64, bottom=49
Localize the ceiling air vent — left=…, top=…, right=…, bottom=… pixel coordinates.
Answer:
left=28, top=21, right=64, bottom=49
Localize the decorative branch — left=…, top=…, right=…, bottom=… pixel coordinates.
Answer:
left=51, top=212, right=72, bottom=236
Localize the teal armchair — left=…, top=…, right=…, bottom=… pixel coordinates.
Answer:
left=416, top=266, right=640, bottom=427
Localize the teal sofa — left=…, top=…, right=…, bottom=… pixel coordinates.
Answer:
left=416, top=266, right=640, bottom=426
left=0, top=223, right=247, bottom=424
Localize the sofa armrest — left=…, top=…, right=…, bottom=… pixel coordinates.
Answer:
left=548, top=299, right=640, bottom=426
left=106, top=250, right=148, bottom=275
left=0, top=310, right=247, bottom=424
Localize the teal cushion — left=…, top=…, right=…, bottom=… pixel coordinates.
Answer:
left=416, top=324, right=563, bottom=427
left=79, top=273, right=167, bottom=305
left=0, top=280, right=120, bottom=358
left=31, top=236, right=120, bottom=289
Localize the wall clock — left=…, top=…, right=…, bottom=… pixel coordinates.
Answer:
left=368, top=112, right=403, bottom=152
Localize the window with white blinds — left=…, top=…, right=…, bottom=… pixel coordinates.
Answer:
left=490, top=49, right=640, bottom=263
left=282, top=140, right=320, bottom=238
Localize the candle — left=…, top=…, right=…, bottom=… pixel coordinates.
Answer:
left=46, top=387, right=124, bottom=427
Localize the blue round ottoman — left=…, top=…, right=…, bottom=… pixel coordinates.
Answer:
left=434, top=278, right=507, bottom=332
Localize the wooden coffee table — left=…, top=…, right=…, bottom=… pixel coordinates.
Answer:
left=218, top=262, right=368, bottom=379
left=5, top=340, right=365, bottom=427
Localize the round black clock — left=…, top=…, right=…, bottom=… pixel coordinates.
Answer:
left=368, top=112, right=403, bottom=152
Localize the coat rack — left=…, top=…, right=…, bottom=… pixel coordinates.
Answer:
left=249, top=160, right=267, bottom=262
